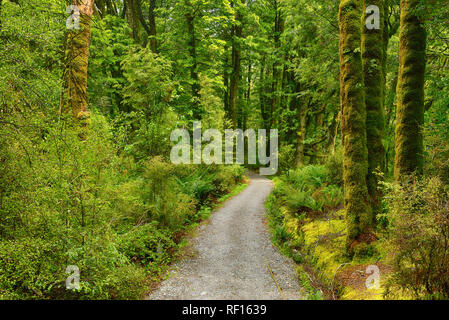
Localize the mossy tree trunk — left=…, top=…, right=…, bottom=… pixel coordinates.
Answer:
left=362, top=0, right=386, bottom=209
left=185, top=1, right=202, bottom=120
left=136, top=0, right=157, bottom=52
left=394, top=0, right=426, bottom=181
left=229, top=0, right=245, bottom=129
left=339, top=0, right=373, bottom=251
left=269, top=1, right=285, bottom=128
left=61, top=0, right=94, bottom=130
left=126, top=0, right=141, bottom=42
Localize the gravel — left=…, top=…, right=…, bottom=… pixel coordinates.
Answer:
left=148, top=173, right=302, bottom=300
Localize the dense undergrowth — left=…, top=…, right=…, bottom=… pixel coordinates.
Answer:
left=266, top=147, right=449, bottom=300
left=0, top=113, right=244, bottom=300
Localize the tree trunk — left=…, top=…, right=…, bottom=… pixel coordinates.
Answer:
left=270, top=2, right=285, bottom=128
left=126, top=0, right=141, bottom=42
left=223, top=42, right=231, bottom=121
left=295, top=103, right=307, bottom=167
left=394, top=0, right=426, bottom=181
left=339, top=0, right=373, bottom=251
left=135, top=0, right=157, bottom=52
left=362, top=0, right=386, bottom=209
left=259, top=55, right=270, bottom=129
left=61, top=0, right=94, bottom=127
left=229, top=0, right=244, bottom=129
left=148, top=0, right=157, bottom=53
left=186, top=9, right=202, bottom=120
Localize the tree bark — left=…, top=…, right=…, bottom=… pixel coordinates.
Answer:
left=148, top=0, right=157, bottom=53
left=135, top=0, right=157, bottom=52
left=339, top=0, right=373, bottom=251
left=270, top=1, right=285, bottom=128
left=61, top=0, right=95, bottom=126
left=362, top=0, right=386, bottom=208
left=394, top=0, right=426, bottom=181
left=229, top=0, right=244, bottom=129
left=126, top=0, right=140, bottom=42
left=186, top=8, right=202, bottom=120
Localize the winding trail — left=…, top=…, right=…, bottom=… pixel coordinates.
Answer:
left=148, top=173, right=302, bottom=300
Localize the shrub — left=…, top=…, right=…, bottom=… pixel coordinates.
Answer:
left=382, top=177, right=449, bottom=299
left=286, top=165, right=329, bottom=191
left=286, top=190, right=322, bottom=213
left=319, top=185, right=344, bottom=209
left=324, top=145, right=344, bottom=186
left=278, top=144, right=297, bottom=173
left=118, top=223, right=178, bottom=274
left=0, top=238, right=65, bottom=299
left=141, top=157, right=196, bottom=229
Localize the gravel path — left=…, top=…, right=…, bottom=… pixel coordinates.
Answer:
left=148, top=173, right=302, bottom=300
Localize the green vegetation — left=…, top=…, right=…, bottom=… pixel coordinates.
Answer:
left=1, top=0, right=448, bottom=300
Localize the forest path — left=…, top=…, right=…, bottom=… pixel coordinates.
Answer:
left=148, top=173, right=302, bottom=300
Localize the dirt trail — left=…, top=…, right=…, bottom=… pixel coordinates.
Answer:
left=148, top=173, right=302, bottom=300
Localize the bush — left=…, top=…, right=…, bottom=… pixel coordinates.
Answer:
left=0, top=237, right=148, bottom=300
left=286, top=165, right=329, bottom=191
left=382, top=177, right=449, bottom=299
left=118, top=223, right=178, bottom=275
left=278, top=144, right=297, bottom=173
left=141, top=157, right=196, bottom=229
left=0, top=238, right=65, bottom=299
left=324, top=145, right=343, bottom=186
left=286, top=190, right=322, bottom=213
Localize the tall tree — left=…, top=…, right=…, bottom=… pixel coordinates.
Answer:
left=362, top=0, right=386, bottom=208
left=125, top=0, right=141, bottom=41
left=339, top=0, right=373, bottom=250
left=61, top=0, right=95, bottom=124
left=136, top=0, right=158, bottom=52
left=229, top=0, right=245, bottom=129
left=269, top=0, right=284, bottom=128
left=185, top=0, right=202, bottom=120
left=394, top=0, right=426, bottom=181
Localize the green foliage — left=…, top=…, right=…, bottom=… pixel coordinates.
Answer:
left=324, top=146, right=344, bottom=186
left=285, top=165, right=329, bottom=192
left=382, top=177, right=449, bottom=300
left=0, top=238, right=65, bottom=299
left=278, top=144, right=297, bottom=173
left=118, top=222, right=178, bottom=274
left=2, top=0, right=448, bottom=302
left=88, top=15, right=134, bottom=115
left=122, top=47, right=174, bottom=115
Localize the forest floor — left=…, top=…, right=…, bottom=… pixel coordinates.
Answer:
left=148, top=173, right=302, bottom=300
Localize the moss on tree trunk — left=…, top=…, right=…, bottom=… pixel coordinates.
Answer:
left=229, top=0, right=245, bottom=129
left=394, top=0, right=426, bottom=181
left=362, top=0, right=386, bottom=209
left=61, top=0, right=94, bottom=136
left=339, top=0, right=373, bottom=251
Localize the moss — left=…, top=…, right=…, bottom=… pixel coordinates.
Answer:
left=340, top=285, right=383, bottom=300
left=301, top=213, right=347, bottom=283
left=61, top=3, right=93, bottom=120
left=362, top=0, right=386, bottom=209
left=394, top=0, right=426, bottom=180
left=339, top=0, right=373, bottom=250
